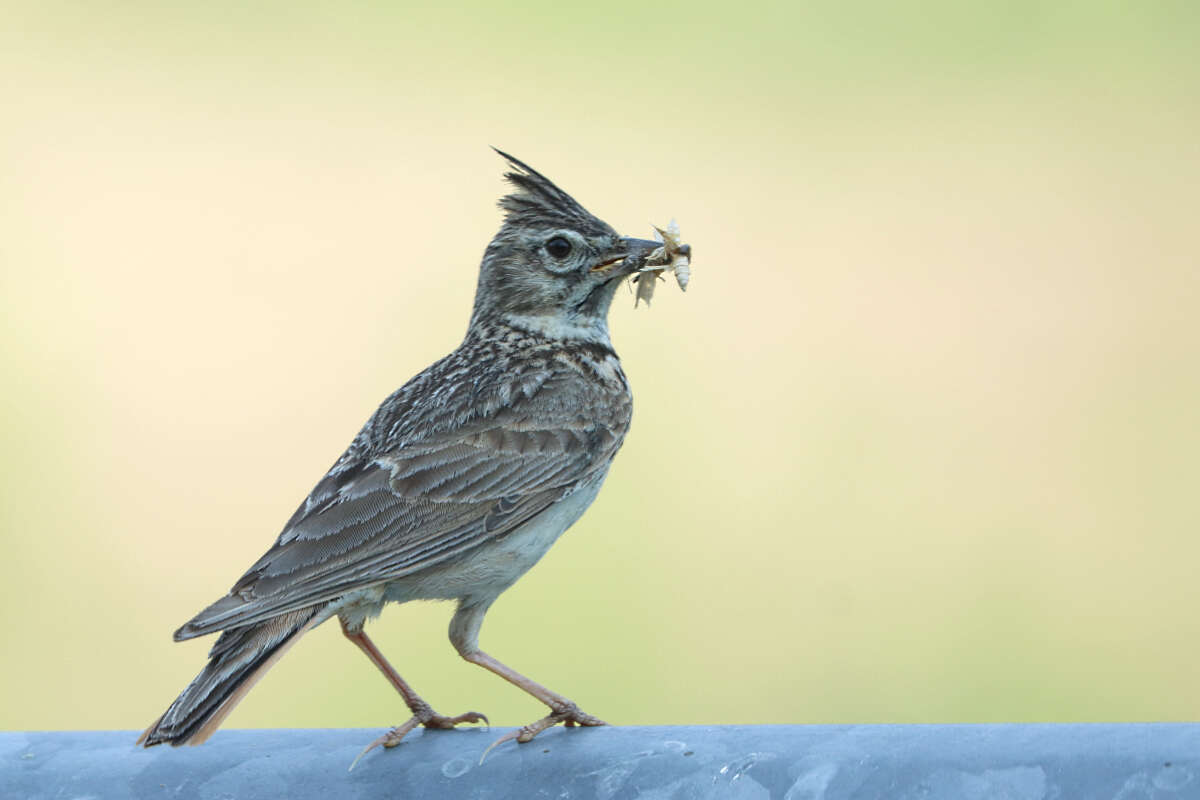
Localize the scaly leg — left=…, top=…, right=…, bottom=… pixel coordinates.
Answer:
left=448, top=600, right=604, bottom=760
left=340, top=617, right=487, bottom=766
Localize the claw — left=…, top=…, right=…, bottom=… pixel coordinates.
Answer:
left=478, top=706, right=606, bottom=763
left=424, top=711, right=489, bottom=730
left=349, top=717, right=419, bottom=771
left=479, top=727, right=523, bottom=764
left=349, top=710, right=489, bottom=771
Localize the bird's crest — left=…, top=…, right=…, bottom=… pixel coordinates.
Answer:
left=494, top=149, right=613, bottom=236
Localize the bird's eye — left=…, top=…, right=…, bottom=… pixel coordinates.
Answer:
left=544, top=236, right=572, bottom=259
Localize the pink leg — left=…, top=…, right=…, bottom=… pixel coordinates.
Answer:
left=340, top=617, right=487, bottom=766
left=448, top=601, right=604, bottom=759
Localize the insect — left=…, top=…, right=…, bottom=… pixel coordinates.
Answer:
left=632, top=219, right=691, bottom=307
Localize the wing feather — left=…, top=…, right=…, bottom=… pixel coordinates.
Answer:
left=175, top=417, right=616, bottom=639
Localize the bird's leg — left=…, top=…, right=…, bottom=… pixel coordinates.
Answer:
left=449, top=601, right=604, bottom=760
left=340, top=618, right=487, bottom=764
left=465, top=648, right=606, bottom=761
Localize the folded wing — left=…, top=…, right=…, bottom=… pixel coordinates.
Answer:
left=176, top=419, right=621, bottom=639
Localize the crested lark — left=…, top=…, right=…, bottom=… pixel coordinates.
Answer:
left=139, top=151, right=674, bottom=756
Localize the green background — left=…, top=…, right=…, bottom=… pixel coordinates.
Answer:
left=3, top=1, right=1198, bottom=735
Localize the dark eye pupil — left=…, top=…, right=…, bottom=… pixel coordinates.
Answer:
left=545, top=236, right=572, bottom=259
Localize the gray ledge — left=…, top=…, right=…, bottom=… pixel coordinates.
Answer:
left=3, top=725, right=1199, bottom=799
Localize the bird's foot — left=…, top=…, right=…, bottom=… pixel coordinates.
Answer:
left=420, top=709, right=490, bottom=730
left=480, top=702, right=605, bottom=763
left=349, top=707, right=488, bottom=770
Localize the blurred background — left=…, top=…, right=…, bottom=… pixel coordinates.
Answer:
left=3, top=1, right=1198, bottom=735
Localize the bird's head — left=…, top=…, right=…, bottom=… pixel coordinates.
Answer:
left=467, top=150, right=660, bottom=343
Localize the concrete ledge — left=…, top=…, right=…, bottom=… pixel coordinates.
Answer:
left=3, top=725, right=1199, bottom=799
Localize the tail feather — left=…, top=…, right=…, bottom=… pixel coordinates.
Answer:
left=138, top=606, right=320, bottom=747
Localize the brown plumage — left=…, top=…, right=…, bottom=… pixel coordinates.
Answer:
left=139, top=151, right=668, bottom=756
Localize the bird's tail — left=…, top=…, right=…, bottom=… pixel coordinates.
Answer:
left=138, top=606, right=321, bottom=747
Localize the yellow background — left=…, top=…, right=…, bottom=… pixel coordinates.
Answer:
left=3, top=2, right=1198, bottom=734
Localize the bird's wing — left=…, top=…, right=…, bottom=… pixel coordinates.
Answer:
left=175, top=417, right=623, bottom=639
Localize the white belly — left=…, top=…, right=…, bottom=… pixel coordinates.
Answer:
left=384, top=471, right=607, bottom=606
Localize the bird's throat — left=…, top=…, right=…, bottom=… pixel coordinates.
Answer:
left=499, top=312, right=613, bottom=346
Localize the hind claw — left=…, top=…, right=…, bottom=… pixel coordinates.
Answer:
left=349, top=708, right=488, bottom=770
left=479, top=704, right=605, bottom=763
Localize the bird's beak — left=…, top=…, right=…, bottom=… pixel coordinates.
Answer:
left=591, top=237, right=662, bottom=277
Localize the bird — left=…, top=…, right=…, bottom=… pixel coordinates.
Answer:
left=138, top=150, right=671, bottom=758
